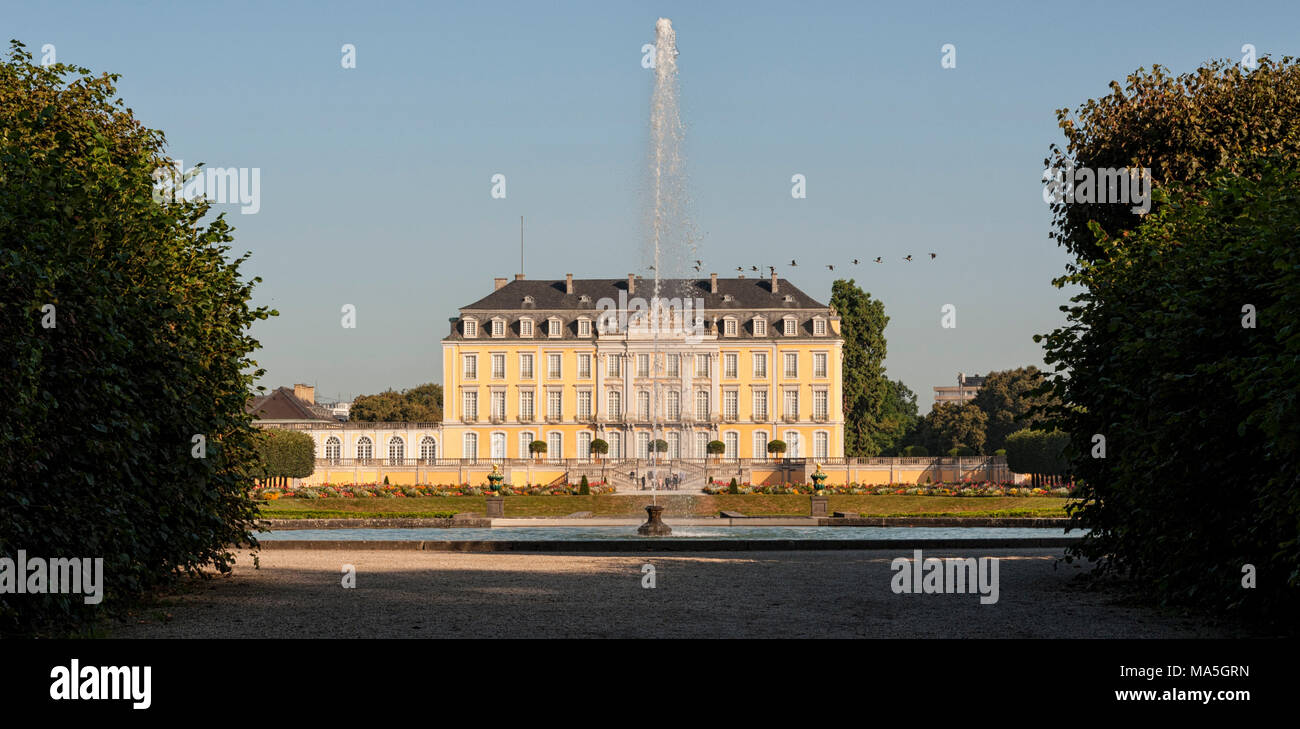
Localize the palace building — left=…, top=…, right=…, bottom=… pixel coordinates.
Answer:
left=439, top=271, right=845, bottom=461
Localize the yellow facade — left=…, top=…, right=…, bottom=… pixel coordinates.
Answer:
left=439, top=273, right=844, bottom=461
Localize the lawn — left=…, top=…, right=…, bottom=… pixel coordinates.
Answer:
left=259, top=495, right=1072, bottom=519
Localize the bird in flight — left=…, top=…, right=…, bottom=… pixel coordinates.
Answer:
left=873, top=257, right=882, bottom=263
left=826, top=264, right=834, bottom=271
left=929, top=253, right=937, bottom=260
left=903, top=255, right=913, bottom=262
left=695, top=260, right=702, bottom=266
left=750, top=266, right=758, bottom=272
left=790, top=259, right=797, bottom=266
left=735, top=266, right=743, bottom=272
left=852, top=259, right=859, bottom=265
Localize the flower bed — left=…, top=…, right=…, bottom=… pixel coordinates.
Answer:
left=252, top=481, right=615, bottom=500
left=700, top=480, right=1074, bottom=497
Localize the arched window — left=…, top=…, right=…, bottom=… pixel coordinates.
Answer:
left=463, top=433, right=478, bottom=460
left=388, top=436, right=405, bottom=465
left=577, top=431, right=592, bottom=458
left=667, top=391, right=680, bottom=420
left=356, top=436, right=373, bottom=462
left=420, top=436, right=437, bottom=464
left=325, top=436, right=341, bottom=464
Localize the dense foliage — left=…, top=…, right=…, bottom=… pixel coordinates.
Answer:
left=912, top=402, right=988, bottom=455
left=830, top=279, right=892, bottom=456
left=349, top=383, right=443, bottom=422
left=0, top=43, right=271, bottom=635
left=1003, top=429, right=1070, bottom=485
left=970, top=367, right=1057, bottom=453
left=1041, top=58, right=1300, bottom=622
left=256, top=430, right=315, bottom=484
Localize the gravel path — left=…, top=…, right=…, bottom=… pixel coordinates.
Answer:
left=111, top=548, right=1234, bottom=638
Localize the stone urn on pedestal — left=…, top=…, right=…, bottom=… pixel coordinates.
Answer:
left=809, top=463, right=829, bottom=518
left=485, top=464, right=506, bottom=518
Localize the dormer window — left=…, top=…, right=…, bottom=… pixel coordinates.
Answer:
left=548, top=318, right=562, bottom=338
left=578, top=318, right=592, bottom=338
left=519, top=318, right=534, bottom=338
left=723, top=317, right=738, bottom=337
left=813, top=317, right=827, bottom=336
left=491, top=318, right=505, bottom=338
left=783, top=295, right=794, bottom=303
left=753, top=318, right=767, bottom=337
left=723, top=294, right=734, bottom=302
left=522, top=295, right=535, bottom=306
left=463, top=319, right=478, bottom=338
left=783, top=317, right=797, bottom=336
left=579, top=295, right=591, bottom=304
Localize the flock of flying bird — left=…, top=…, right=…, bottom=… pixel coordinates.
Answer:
left=647, top=253, right=939, bottom=274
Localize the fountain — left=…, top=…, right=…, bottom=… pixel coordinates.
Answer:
left=637, top=504, right=672, bottom=536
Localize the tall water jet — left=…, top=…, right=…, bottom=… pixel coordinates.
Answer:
left=642, top=17, right=695, bottom=524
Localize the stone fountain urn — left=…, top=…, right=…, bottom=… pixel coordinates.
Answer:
left=637, top=504, right=672, bottom=536
left=486, top=463, right=505, bottom=493
left=810, top=463, right=828, bottom=494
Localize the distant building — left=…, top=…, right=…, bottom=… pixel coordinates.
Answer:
left=247, top=384, right=338, bottom=425
left=329, top=401, right=352, bottom=421
left=933, top=372, right=985, bottom=406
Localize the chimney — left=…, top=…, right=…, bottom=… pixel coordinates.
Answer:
left=494, top=277, right=508, bottom=291
left=770, top=271, right=779, bottom=294
left=293, top=383, right=315, bottom=405
left=710, top=272, right=718, bottom=294
left=565, top=273, right=574, bottom=295
left=627, top=273, right=636, bottom=295
left=515, top=273, right=526, bottom=281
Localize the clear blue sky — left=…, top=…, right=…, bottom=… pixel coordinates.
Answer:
left=8, top=0, right=1298, bottom=408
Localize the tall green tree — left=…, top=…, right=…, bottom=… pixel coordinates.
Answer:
left=971, top=366, right=1056, bottom=453
left=871, top=379, right=919, bottom=455
left=1046, top=57, right=1300, bottom=263
left=1040, top=55, right=1300, bottom=622
left=914, top=402, right=988, bottom=455
left=350, top=383, right=443, bottom=422
left=830, top=280, right=891, bottom=456
left=0, top=42, right=272, bottom=636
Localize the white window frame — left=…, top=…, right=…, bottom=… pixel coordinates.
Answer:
left=463, top=319, right=478, bottom=338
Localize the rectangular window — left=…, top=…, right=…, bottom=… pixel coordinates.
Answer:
left=547, top=353, right=562, bottom=379
left=814, top=390, right=828, bottom=419
left=608, top=391, right=622, bottom=419
left=638, top=391, right=650, bottom=421
left=814, top=352, right=827, bottom=378
left=462, top=391, right=478, bottom=420
left=667, top=391, right=681, bottom=420
left=724, top=353, right=738, bottom=379
left=547, top=432, right=562, bottom=458
left=784, top=390, right=799, bottom=419
left=814, top=432, right=829, bottom=459
left=637, top=432, right=650, bottom=458
left=464, top=320, right=478, bottom=338
left=784, top=319, right=796, bottom=336
left=725, top=432, right=738, bottom=460
left=753, top=390, right=768, bottom=421
left=519, top=390, right=534, bottom=421
left=607, top=355, right=620, bottom=377
left=696, top=390, right=710, bottom=419
left=578, top=319, right=591, bottom=337
left=520, top=353, right=534, bottom=379
left=753, top=352, right=767, bottom=378
left=547, top=390, right=562, bottom=419
left=463, top=354, right=477, bottom=379
left=695, top=354, right=710, bottom=378
left=724, top=319, right=737, bottom=336
left=578, top=431, right=592, bottom=458
left=637, top=354, right=650, bottom=378
left=519, top=432, right=535, bottom=458
left=666, top=354, right=680, bottom=377
left=491, top=390, right=506, bottom=420
left=724, top=390, right=738, bottom=420
left=463, top=433, right=478, bottom=459
left=753, top=319, right=766, bottom=337
left=754, top=431, right=768, bottom=459
left=491, top=319, right=504, bottom=337
left=548, top=319, right=562, bottom=337
left=784, top=352, right=798, bottom=378
left=814, top=319, right=827, bottom=336
left=577, top=353, right=592, bottom=379
left=520, top=319, right=533, bottom=338
left=492, top=353, right=505, bottom=379
left=577, top=390, right=592, bottom=419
